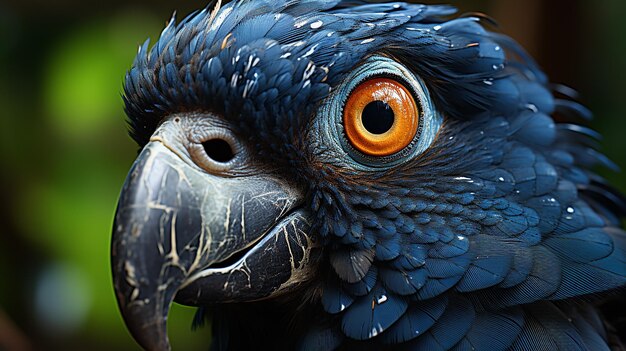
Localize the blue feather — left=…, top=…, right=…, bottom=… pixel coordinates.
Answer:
left=322, top=281, right=354, bottom=314
left=381, top=296, right=448, bottom=344
left=390, top=243, right=427, bottom=271
left=476, top=246, right=560, bottom=307
left=343, top=265, right=378, bottom=296
left=341, top=284, right=408, bottom=340
left=379, top=267, right=427, bottom=295
left=402, top=295, right=475, bottom=351
left=456, top=254, right=512, bottom=292
left=511, top=302, right=593, bottom=351
left=451, top=307, right=524, bottom=351
left=549, top=230, right=626, bottom=299
left=544, top=228, right=613, bottom=263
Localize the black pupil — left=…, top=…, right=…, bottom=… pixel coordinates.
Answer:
left=202, top=139, right=234, bottom=163
left=362, top=100, right=395, bottom=134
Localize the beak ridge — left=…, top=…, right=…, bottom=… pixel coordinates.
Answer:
left=112, top=142, right=193, bottom=350
left=111, top=140, right=309, bottom=350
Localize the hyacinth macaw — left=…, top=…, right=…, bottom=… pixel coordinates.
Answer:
left=111, top=1, right=626, bottom=350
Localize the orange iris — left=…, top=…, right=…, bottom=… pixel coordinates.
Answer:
left=343, top=78, right=419, bottom=156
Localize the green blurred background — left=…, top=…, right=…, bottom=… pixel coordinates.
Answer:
left=0, top=0, right=624, bottom=350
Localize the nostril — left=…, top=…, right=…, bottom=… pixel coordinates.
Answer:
left=202, top=139, right=235, bottom=163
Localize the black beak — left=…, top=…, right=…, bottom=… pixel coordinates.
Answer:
left=111, top=139, right=315, bottom=350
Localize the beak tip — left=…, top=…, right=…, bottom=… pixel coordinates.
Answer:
left=140, top=335, right=171, bottom=351
left=121, top=306, right=172, bottom=351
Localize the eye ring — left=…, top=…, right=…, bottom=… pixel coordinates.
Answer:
left=312, top=55, right=442, bottom=169
left=343, top=78, right=420, bottom=156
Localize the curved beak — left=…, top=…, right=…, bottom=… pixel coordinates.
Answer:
left=111, top=141, right=313, bottom=350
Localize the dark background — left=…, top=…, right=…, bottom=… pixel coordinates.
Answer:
left=1, top=1, right=624, bottom=350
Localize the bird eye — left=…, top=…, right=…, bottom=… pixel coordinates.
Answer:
left=315, top=56, right=441, bottom=168
left=343, top=78, right=419, bottom=156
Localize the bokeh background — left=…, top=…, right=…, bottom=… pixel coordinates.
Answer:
left=0, top=0, right=624, bottom=350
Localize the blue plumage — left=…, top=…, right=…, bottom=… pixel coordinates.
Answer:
left=341, top=284, right=408, bottom=340
left=381, top=295, right=447, bottom=344
left=120, top=0, right=626, bottom=349
left=404, top=295, right=475, bottom=350
left=453, top=307, right=524, bottom=351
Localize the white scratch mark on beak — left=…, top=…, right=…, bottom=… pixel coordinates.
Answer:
left=165, top=211, right=180, bottom=267
left=241, top=198, right=246, bottom=243
left=224, top=198, right=232, bottom=235
left=283, top=226, right=296, bottom=271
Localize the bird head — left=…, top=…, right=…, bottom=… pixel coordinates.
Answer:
left=111, top=1, right=626, bottom=350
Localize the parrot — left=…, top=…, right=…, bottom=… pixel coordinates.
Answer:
left=111, top=0, right=626, bottom=350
